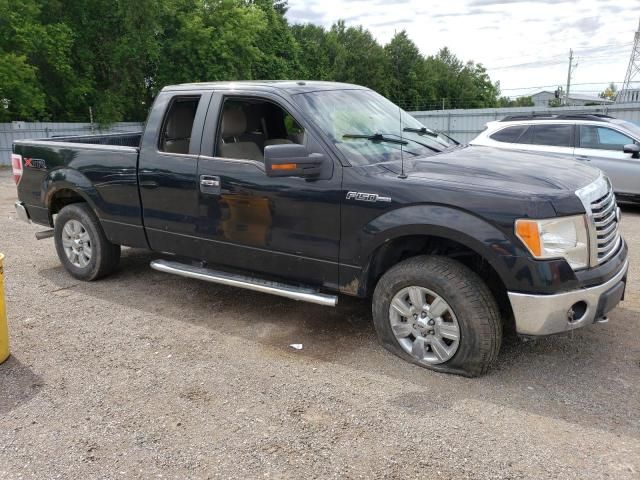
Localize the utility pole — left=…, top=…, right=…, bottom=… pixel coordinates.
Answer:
left=564, top=49, right=576, bottom=106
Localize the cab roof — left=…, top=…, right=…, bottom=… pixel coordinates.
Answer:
left=162, top=80, right=368, bottom=94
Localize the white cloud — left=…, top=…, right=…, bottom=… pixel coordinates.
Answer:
left=286, top=0, right=640, bottom=98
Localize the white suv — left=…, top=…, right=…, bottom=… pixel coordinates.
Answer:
left=470, top=114, right=640, bottom=201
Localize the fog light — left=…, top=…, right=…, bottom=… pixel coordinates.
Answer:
left=568, top=301, right=587, bottom=323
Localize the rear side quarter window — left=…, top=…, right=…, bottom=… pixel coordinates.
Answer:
left=489, top=125, right=528, bottom=143
left=159, top=96, right=201, bottom=154
left=528, top=124, right=573, bottom=147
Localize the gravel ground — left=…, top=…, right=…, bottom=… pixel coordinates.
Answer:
left=0, top=168, right=639, bottom=479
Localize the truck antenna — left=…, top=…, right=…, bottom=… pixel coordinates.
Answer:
left=398, top=104, right=407, bottom=179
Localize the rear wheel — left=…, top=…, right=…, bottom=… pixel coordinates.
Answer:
left=372, top=255, right=502, bottom=377
left=54, top=203, right=120, bottom=281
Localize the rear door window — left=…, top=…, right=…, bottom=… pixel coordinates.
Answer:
left=489, top=125, right=528, bottom=143
left=159, top=96, right=201, bottom=154
left=528, top=124, right=573, bottom=147
left=579, top=126, right=634, bottom=151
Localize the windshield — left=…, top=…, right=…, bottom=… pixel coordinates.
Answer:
left=612, top=119, right=640, bottom=139
left=294, top=89, right=455, bottom=165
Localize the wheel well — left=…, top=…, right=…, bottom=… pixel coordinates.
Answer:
left=49, top=189, right=87, bottom=216
left=366, top=235, right=514, bottom=329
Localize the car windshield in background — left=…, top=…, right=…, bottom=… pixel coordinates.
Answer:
left=612, top=119, right=640, bottom=139
left=294, top=89, right=455, bottom=166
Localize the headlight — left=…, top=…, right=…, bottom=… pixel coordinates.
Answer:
left=515, top=215, right=589, bottom=270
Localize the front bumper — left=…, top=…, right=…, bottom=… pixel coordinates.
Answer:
left=14, top=201, right=30, bottom=223
left=508, top=258, right=629, bottom=336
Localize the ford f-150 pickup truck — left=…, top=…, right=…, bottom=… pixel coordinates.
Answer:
left=11, top=81, right=628, bottom=376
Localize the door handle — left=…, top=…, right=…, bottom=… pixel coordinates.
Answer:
left=576, top=155, right=591, bottom=161
left=200, top=175, right=221, bottom=194
left=139, top=180, right=159, bottom=189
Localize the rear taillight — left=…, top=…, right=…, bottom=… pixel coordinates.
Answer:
left=11, top=153, right=23, bottom=185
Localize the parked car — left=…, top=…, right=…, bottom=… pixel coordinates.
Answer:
left=12, top=82, right=628, bottom=377
left=470, top=114, right=640, bottom=202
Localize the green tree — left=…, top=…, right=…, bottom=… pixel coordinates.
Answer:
left=329, top=21, right=390, bottom=96
left=155, top=0, right=266, bottom=87
left=599, top=82, right=618, bottom=101
left=0, top=0, right=73, bottom=121
left=497, top=96, right=534, bottom=107
left=384, top=31, right=425, bottom=109
left=1, top=1, right=507, bottom=121
left=249, top=0, right=301, bottom=79
left=291, top=24, right=339, bottom=80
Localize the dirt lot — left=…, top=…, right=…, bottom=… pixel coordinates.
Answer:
left=0, top=168, right=639, bottom=479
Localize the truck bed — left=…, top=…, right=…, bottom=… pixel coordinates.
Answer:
left=13, top=132, right=146, bottom=249
left=47, top=131, right=142, bottom=148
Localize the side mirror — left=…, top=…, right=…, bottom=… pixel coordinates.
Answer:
left=623, top=143, right=640, bottom=159
left=264, top=144, right=325, bottom=178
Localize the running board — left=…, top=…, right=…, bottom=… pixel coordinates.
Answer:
left=150, top=259, right=338, bottom=307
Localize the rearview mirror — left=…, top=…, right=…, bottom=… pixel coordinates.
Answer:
left=623, top=143, right=640, bottom=159
left=264, top=144, right=325, bottom=178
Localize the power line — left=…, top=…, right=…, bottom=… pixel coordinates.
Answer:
left=500, top=80, right=639, bottom=91
left=486, top=42, right=633, bottom=71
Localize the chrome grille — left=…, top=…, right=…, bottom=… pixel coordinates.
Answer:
left=590, top=187, right=621, bottom=264
left=576, top=175, right=622, bottom=267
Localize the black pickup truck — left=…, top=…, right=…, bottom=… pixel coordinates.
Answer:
left=12, top=81, right=628, bottom=376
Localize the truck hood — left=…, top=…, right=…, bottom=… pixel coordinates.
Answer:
left=385, top=145, right=600, bottom=195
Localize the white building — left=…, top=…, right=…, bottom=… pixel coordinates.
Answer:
left=530, top=91, right=614, bottom=107
left=617, top=89, right=640, bottom=103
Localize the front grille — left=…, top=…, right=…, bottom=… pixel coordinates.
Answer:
left=590, top=188, right=621, bottom=264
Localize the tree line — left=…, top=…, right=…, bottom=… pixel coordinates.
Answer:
left=0, top=0, right=532, bottom=123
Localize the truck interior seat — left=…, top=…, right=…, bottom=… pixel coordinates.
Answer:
left=163, top=102, right=196, bottom=154
left=219, top=108, right=264, bottom=161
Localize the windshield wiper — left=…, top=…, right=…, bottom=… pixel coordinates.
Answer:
left=343, top=133, right=438, bottom=155
left=343, top=133, right=408, bottom=145
left=403, top=126, right=460, bottom=146
left=403, top=126, right=438, bottom=137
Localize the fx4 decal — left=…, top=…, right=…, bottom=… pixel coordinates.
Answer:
left=24, top=158, right=47, bottom=169
left=346, top=191, right=392, bottom=203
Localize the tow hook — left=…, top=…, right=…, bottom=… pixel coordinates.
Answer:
left=35, top=229, right=55, bottom=240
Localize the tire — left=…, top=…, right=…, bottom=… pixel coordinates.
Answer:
left=372, top=255, right=502, bottom=377
left=54, top=203, right=121, bottom=281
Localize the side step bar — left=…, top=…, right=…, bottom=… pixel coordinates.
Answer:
left=150, top=259, right=338, bottom=307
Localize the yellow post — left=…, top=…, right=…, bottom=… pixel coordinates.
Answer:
left=0, top=253, right=9, bottom=364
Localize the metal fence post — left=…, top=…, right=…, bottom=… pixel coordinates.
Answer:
left=0, top=253, right=10, bottom=364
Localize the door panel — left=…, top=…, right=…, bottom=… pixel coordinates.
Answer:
left=138, top=91, right=212, bottom=255
left=574, top=148, right=640, bottom=195
left=193, top=92, right=342, bottom=288
left=575, top=125, right=640, bottom=196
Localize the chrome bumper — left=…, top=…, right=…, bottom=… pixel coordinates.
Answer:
left=508, top=259, right=629, bottom=336
left=14, top=202, right=30, bottom=223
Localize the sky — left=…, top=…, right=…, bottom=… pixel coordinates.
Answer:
left=286, top=0, right=640, bottom=99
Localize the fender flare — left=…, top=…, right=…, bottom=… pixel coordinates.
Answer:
left=42, top=168, right=100, bottom=216
left=354, top=204, right=527, bottom=292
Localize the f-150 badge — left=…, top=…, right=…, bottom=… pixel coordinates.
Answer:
left=346, top=191, right=392, bottom=203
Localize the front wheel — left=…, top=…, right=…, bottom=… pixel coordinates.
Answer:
left=54, top=203, right=121, bottom=281
left=372, top=255, right=502, bottom=377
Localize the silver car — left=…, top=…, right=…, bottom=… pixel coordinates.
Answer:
left=470, top=114, right=640, bottom=202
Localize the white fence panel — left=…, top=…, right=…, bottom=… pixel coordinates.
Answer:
left=410, top=104, right=640, bottom=143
